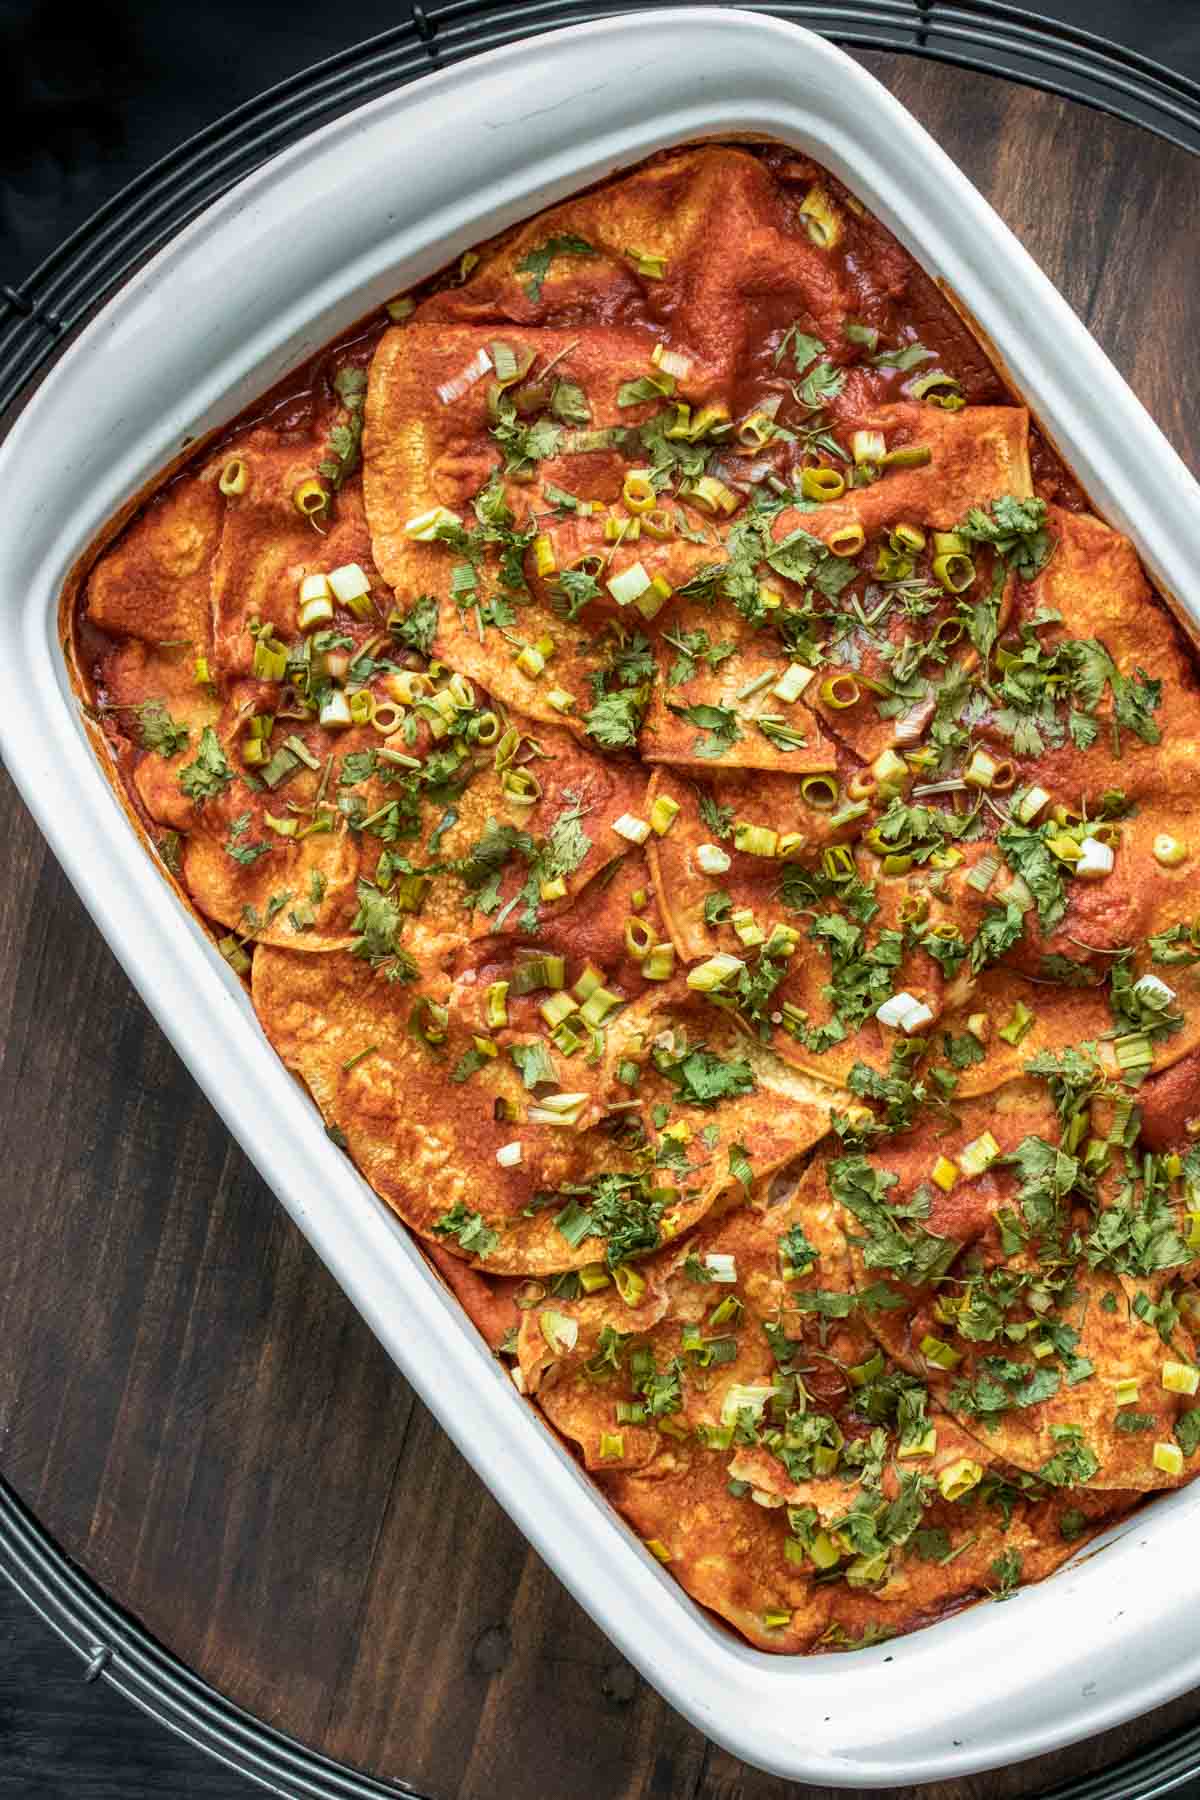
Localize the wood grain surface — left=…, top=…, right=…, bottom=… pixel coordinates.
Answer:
left=2, top=51, right=1199, bottom=1800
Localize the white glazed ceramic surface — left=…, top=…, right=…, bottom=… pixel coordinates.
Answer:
left=2, top=13, right=1199, bottom=1785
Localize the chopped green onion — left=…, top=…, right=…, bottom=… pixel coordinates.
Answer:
left=731, top=908, right=765, bottom=948
left=318, top=689, right=353, bottom=730
left=626, top=247, right=666, bottom=279
left=1154, top=834, right=1188, bottom=867
left=848, top=1350, right=885, bottom=1388
left=965, top=852, right=1000, bottom=894
left=650, top=795, right=680, bottom=835
left=937, top=1457, right=983, bottom=1501
left=1075, top=836, right=1115, bottom=880
left=252, top=637, right=289, bottom=683
left=614, top=1264, right=647, bottom=1305
left=624, top=916, right=655, bottom=957
left=997, top=1001, right=1035, bottom=1047
left=1115, top=1032, right=1153, bottom=1075
left=963, top=749, right=1000, bottom=790
left=932, top=551, right=975, bottom=593
left=879, top=444, right=932, bottom=469
left=512, top=954, right=564, bottom=995
left=851, top=429, right=885, bottom=465
left=1153, top=1441, right=1183, bottom=1476
left=292, top=478, right=329, bottom=518
left=404, top=504, right=462, bottom=541
left=539, top=992, right=579, bottom=1029
left=484, top=981, right=509, bottom=1028
left=920, top=1334, right=962, bottom=1370
left=818, top=674, right=860, bottom=709
left=687, top=953, right=745, bottom=993
left=733, top=821, right=779, bottom=858
left=579, top=986, right=622, bottom=1027
left=773, top=662, right=815, bottom=704
left=218, top=934, right=251, bottom=975
left=827, top=522, right=865, bottom=558
left=1162, top=1362, right=1199, bottom=1396
left=799, top=774, right=839, bottom=810
left=1014, top=785, right=1051, bottom=825
left=959, top=1131, right=1000, bottom=1177
left=696, top=843, right=731, bottom=875
left=799, top=465, right=845, bottom=502
left=642, top=944, right=676, bottom=981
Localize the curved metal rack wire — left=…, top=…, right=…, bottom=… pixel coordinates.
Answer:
left=3, top=3, right=1200, bottom=1795
left=3, top=0, right=1200, bottom=418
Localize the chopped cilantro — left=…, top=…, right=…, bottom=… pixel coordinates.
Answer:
left=667, top=701, right=742, bottom=759
left=779, top=1222, right=818, bottom=1278
left=432, top=1202, right=499, bottom=1259
left=137, top=700, right=190, bottom=758
left=179, top=727, right=233, bottom=805
left=348, top=883, right=419, bottom=982
left=656, top=1043, right=755, bottom=1109
left=998, top=824, right=1068, bottom=932
left=697, top=789, right=735, bottom=841
left=989, top=1549, right=1023, bottom=1601
left=729, top=1143, right=753, bottom=1189
left=1176, top=1411, right=1200, bottom=1458
left=955, top=495, right=1054, bottom=581
left=703, top=889, right=733, bottom=928
left=516, top=234, right=598, bottom=302
left=390, top=594, right=439, bottom=657
left=1114, top=1411, right=1156, bottom=1433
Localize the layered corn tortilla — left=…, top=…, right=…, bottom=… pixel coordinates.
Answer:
left=75, top=140, right=1200, bottom=1655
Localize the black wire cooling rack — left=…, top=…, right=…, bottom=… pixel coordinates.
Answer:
left=4, top=4, right=1200, bottom=1796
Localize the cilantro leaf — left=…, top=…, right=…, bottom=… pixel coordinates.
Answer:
left=667, top=701, right=742, bottom=759
left=585, top=689, right=646, bottom=749
left=490, top=400, right=562, bottom=478
left=390, top=594, right=439, bottom=657
left=989, top=1549, right=1023, bottom=1601
left=1177, top=1411, right=1200, bottom=1458
left=553, top=567, right=602, bottom=622
left=1037, top=1432, right=1100, bottom=1488
left=516, top=234, right=598, bottom=303
left=869, top=340, right=935, bottom=372
left=955, top=495, right=1054, bottom=581
left=137, top=700, right=190, bottom=759
left=779, top=1222, right=818, bottom=1278
left=970, top=900, right=1025, bottom=973
left=796, top=360, right=845, bottom=410
left=432, top=1202, right=499, bottom=1259
left=348, top=882, right=420, bottom=982
left=998, top=824, right=1068, bottom=932
left=775, top=325, right=826, bottom=372
left=1085, top=1185, right=1189, bottom=1279
left=703, top=889, right=732, bottom=928
left=552, top=1171, right=664, bottom=1267
left=179, top=727, right=233, bottom=805
left=657, top=1044, right=755, bottom=1109
left=550, top=382, right=590, bottom=425
left=697, top=789, right=734, bottom=841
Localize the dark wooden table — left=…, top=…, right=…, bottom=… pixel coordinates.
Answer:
left=2, top=49, right=1199, bottom=1800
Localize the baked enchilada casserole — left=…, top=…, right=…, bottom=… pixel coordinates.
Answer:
left=70, top=144, right=1200, bottom=1654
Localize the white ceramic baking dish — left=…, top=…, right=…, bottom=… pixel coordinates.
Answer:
left=3, top=11, right=1200, bottom=1786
